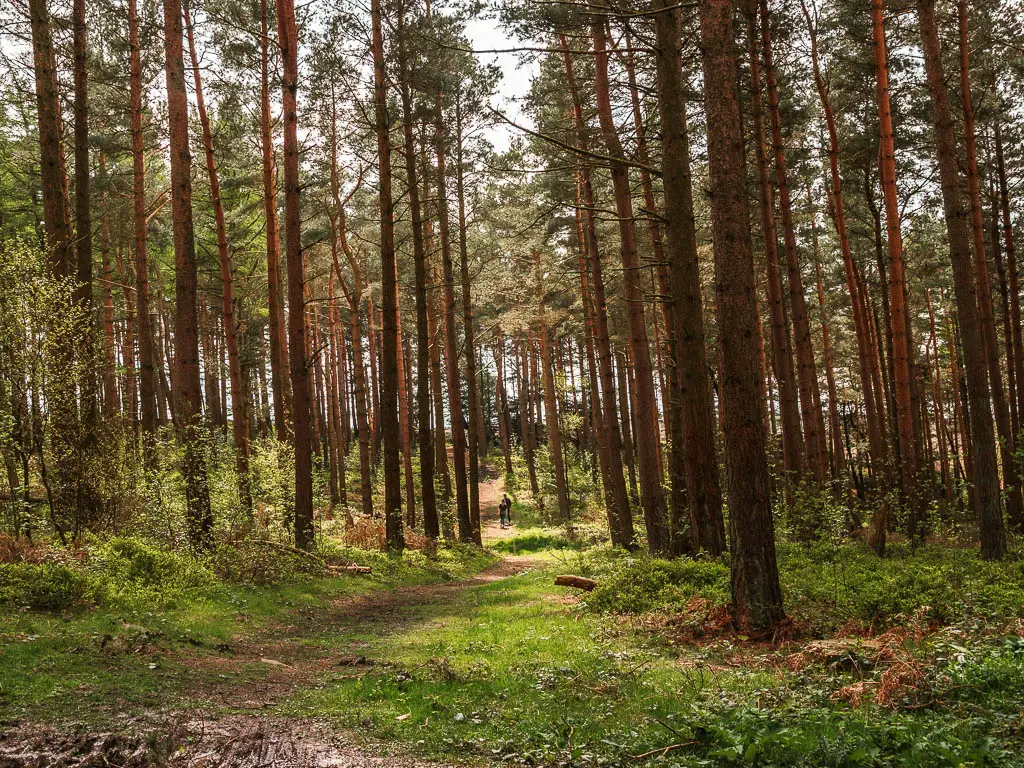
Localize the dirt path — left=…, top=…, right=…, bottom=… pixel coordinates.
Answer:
left=0, top=487, right=539, bottom=767
left=477, top=469, right=518, bottom=544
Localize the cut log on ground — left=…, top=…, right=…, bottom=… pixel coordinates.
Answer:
left=327, top=564, right=373, bottom=575
left=554, top=574, right=597, bottom=591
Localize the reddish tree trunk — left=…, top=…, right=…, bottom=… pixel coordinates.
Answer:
left=803, top=1, right=887, bottom=488
left=560, top=35, right=632, bottom=547
left=260, top=0, right=291, bottom=439
left=874, top=0, right=919, bottom=535
left=164, top=0, right=213, bottom=548
left=592, top=19, right=669, bottom=554
left=760, top=0, right=827, bottom=485
left=184, top=2, right=251, bottom=508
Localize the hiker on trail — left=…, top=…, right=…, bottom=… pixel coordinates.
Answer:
left=502, top=494, right=513, bottom=525
left=499, top=497, right=508, bottom=529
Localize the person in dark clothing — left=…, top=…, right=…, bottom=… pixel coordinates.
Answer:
left=499, top=497, right=508, bottom=529
left=502, top=494, right=513, bottom=524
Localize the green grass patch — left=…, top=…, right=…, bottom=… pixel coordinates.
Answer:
left=282, top=560, right=1024, bottom=766
left=0, top=537, right=497, bottom=723
left=489, top=529, right=583, bottom=555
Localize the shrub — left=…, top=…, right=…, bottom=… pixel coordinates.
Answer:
left=209, top=539, right=323, bottom=585
left=0, top=562, right=94, bottom=610
left=582, top=552, right=730, bottom=614
left=89, top=537, right=215, bottom=607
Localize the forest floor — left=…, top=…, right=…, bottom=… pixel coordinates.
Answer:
left=0, top=475, right=547, bottom=767
left=3, top=478, right=1024, bottom=766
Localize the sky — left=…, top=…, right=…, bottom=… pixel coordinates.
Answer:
left=463, top=16, right=538, bottom=153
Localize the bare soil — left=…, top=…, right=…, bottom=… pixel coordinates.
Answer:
left=0, top=715, right=455, bottom=767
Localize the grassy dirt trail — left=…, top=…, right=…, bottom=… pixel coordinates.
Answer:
left=0, top=474, right=546, bottom=767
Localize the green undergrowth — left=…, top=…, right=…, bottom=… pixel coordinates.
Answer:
left=578, top=541, right=1024, bottom=633
left=489, top=529, right=583, bottom=556
left=0, top=535, right=496, bottom=721
left=282, top=547, right=1024, bottom=767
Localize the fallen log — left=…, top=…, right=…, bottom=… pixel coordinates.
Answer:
left=327, top=564, right=373, bottom=575
left=554, top=574, right=597, bottom=591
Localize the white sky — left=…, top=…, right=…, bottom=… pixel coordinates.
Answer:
left=463, top=17, right=538, bottom=153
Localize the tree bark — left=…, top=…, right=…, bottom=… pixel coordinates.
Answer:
left=652, top=0, right=726, bottom=555
left=759, top=0, right=827, bottom=486
left=275, top=0, right=313, bottom=549
left=184, top=2, right=251, bottom=510
left=260, top=0, right=291, bottom=440
left=560, top=35, right=632, bottom=547
left=803, top=1, right=887, bottom=490
left=699, top=0, right=785, bottom=632
left=397, top=3, right=438, bottom=538
left=745, top=3, right=803, bottom=485
left=592, top=19, right=669, bottom=554
left=956, top=0, right=1023, bottom=528
left=874, top=0, right=920, bottom=532
left=164, top=0, right=213, bottom=549
left=917, top=0, right=1005, bottom=558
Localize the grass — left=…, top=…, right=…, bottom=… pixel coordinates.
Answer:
left=279, top=536, right=1024, bottom=767
left=3, top=527, right=1024, bottom=766
left=0, top=538, right=497, bottom=723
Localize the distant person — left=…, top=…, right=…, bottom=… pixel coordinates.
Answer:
left=502, top=494, right=513, bottom=524
left=499, top=496, right=508, bottom=529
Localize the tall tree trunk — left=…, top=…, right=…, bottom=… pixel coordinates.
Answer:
left=164, top=0, right=213, bottom=549
left=129, top=0, right=158, bottom=436
left=874, top=0, right=920, bottom=536
left=957, top=0, right=1023, bottom=528
left=745, top=3, right=803, bottom=485
left=184, top=2, right=251, bottom=510
left=760, top=0, right=827, bottom=485
left=454, top=100, right=482, bottom=543
left=995, top=123, right=1024, bottom=450
left=700, top=0, right=785, bottom=632
left=434, top=92, right=472, bottom=543
left=651, top=4, right=727, bottom=555
left=260, top=0, right=291, bottom=440
left=917, top=0, right=1005, bottom=559
left=560, top=34, right=632, bottom=547
left=592, top=19, right=669, bottom=554
left=803, top=1, right=887, bottom=489
left=276, top=0, right=313, bottom=549
left=371, top=0, right=403, bottom=551
left=71, top=0, right=99, bottom=471
left=397, top=3, right=438, bottom=538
